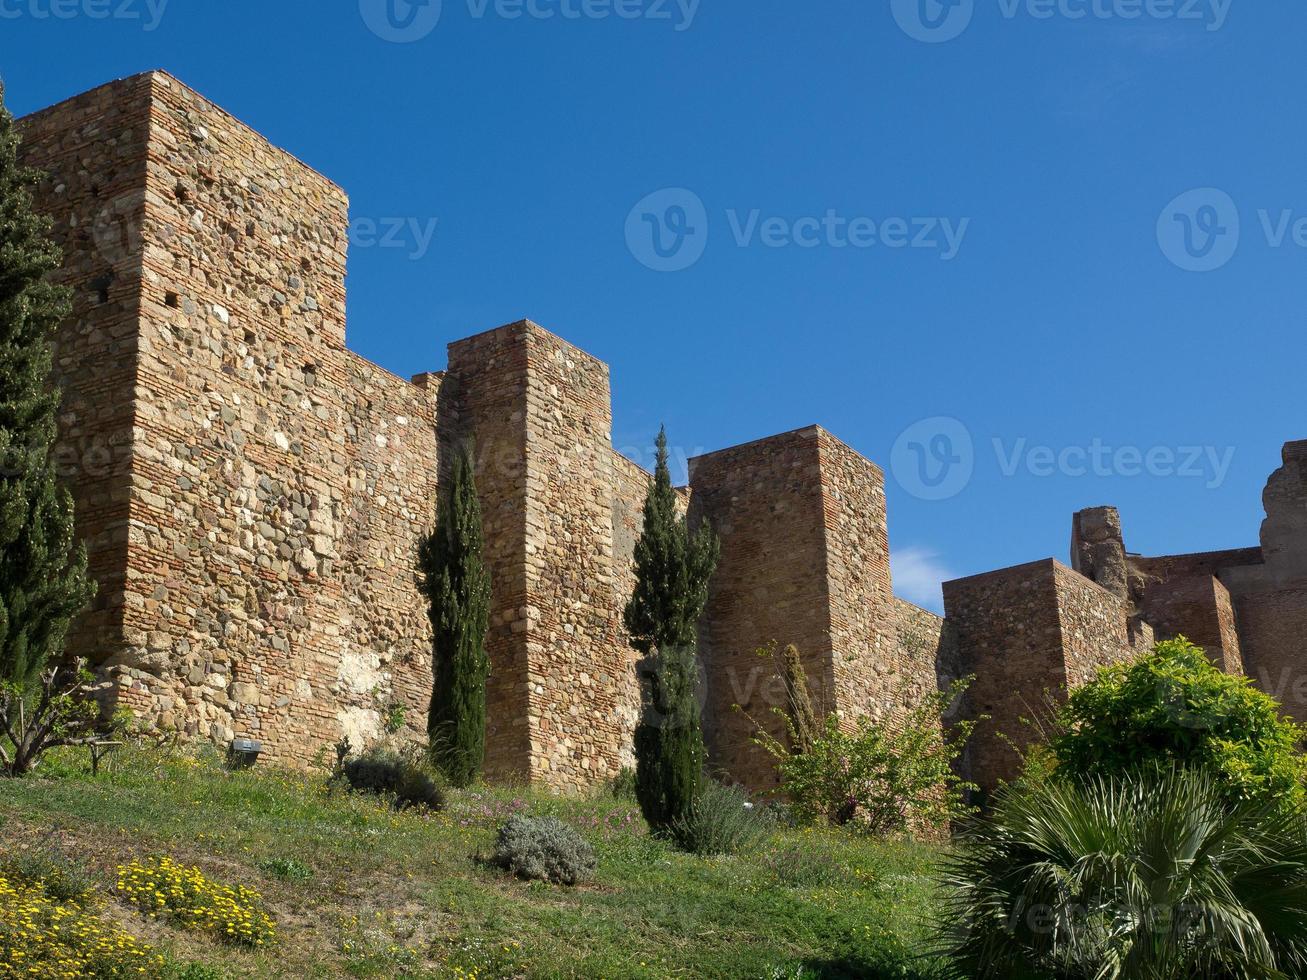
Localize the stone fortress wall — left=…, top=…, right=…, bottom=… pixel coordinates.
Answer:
left=18, top=72, right=1307, bottom=792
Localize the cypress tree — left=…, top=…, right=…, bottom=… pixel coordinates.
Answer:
left=0, top=81, right=94, bottom=691
left=418, top=440, right=491, bottom=787
left=624, top=427, right=719, bottom=830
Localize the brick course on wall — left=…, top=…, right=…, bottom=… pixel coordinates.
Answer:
left=944, top=560, right=1136, bottom=789
left=1237, top=587, right=1307, bottom=720
left=1141, top=574, right=1243, bottom=673
left=689, top=427, right=950, bottom=788
left=1051, top=562, right=1136, bottom=689
left=19, top=72, right=1307, bottom=794
left=944, top=561, right=1067, bottom=789
left=21, top=75, right=154, bottom=676
left=517, top=325, right=624, bottom=787
left=689, top=428, right=835, bottom=788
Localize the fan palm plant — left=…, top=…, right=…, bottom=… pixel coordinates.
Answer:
left=938, top=765, right=1307, bottom=979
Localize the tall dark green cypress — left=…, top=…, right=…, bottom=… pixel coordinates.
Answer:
left=624, top=427, right=719, bottom=830
left=0, top=81, right=94, bottom=691
left=418, top=440, right=491, bottom=787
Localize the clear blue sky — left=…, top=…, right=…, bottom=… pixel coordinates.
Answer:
left=4, top=0, right=1303, bottom=612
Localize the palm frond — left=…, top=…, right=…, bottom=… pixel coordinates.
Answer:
left=935, top=764, right=1307, bottom=979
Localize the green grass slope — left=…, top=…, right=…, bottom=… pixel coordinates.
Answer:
left=0, top=747, right=949, bottom=979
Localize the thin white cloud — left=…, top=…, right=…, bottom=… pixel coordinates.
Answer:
left=892, top=546, right=954, bottom=616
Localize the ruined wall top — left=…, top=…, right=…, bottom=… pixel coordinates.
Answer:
left=1071, top=506, right=1130, bottom=600
left=1261, top=440, right=1307, bottom=586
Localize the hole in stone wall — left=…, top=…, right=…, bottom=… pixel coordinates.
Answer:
left=165, top=291, right=180, bottom=308
left=175, top=183, right=190, bottom=205
left=91, top=273, right=113, bottom=305
left=302, top=363, right=317, bottom=384
left=300, top=257, right=312, bottom=273
left=243, top=329, right=257, bottom=346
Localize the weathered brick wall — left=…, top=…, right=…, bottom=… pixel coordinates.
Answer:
left=944, top=561, right=1066, bottom=789
left=892, top=598, right=961, bottom=704
left=446, top=326, right=531, bottom=780
left=1237, top=587, right=1307, bottom=720
left=24, top=76, right=657, bottom=786
left=1072, top=506, right=1260, bottom=663
left=892, top=597, right=967, bottom=776
left=1141, top=574, right=1243, bottom=672
left=450, top=321, right=626, bottom=789
left=944, top=560, right=1135, bottom=790
left=1068, top=443, right=1307, bottom=720
left=689, top=428, right=835, bottom=788
left=689, top=427, right=942, bottom=789
left=1131, top=549, right=1266, bottom=584
left=519, top=325, right=624, bottom=787
left=1051, top=563, right=1135, bottom=688
left=817, top=431, right=897, bottom=723
left=19, top=76, right=153, bottom=671
left=123, top=73, right=447, bottom=762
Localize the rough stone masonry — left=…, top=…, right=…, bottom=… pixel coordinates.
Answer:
left=18, top=72, right=1307, bottom=791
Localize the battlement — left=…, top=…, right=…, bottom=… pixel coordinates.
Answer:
left=19, top=74, right=1307, bottom=793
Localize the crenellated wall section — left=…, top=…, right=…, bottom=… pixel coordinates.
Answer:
left=19, top=72, right=1307, bottom=794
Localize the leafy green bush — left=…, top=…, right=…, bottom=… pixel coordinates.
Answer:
left=938, top=765, right=1307, bottom=979
left=755, top=678, right=978, bottom=835
left=341, top=749, right=445, bottom=811
left=1051, top=638, right=1307, bottom=809
left=667, top=781, right=775, bottom=856
left=491, top=815, right=596, bottom=886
